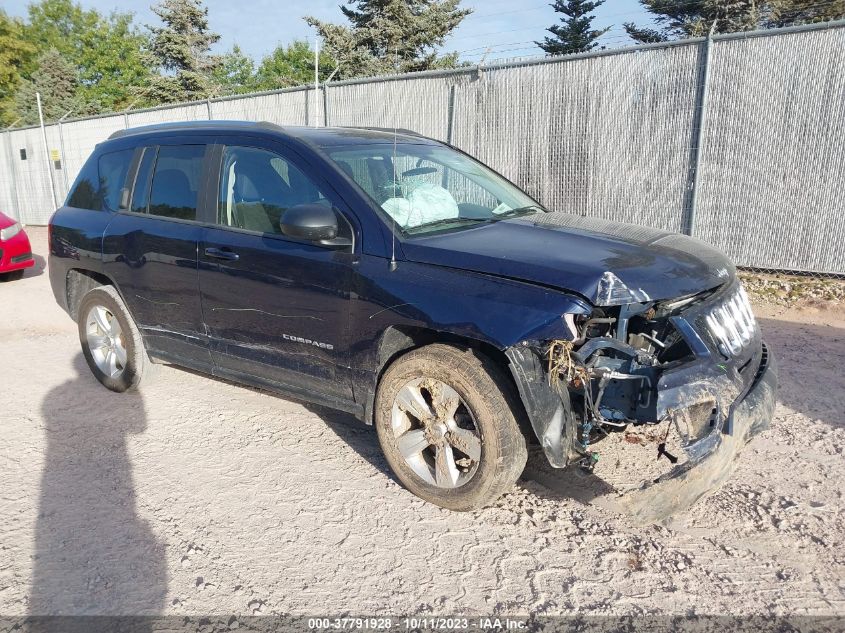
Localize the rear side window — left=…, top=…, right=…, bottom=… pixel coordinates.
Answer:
left=147, top=145, right=205, bottom=221
left=66, top=149, right=134, bottom=211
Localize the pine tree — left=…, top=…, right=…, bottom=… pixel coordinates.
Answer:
left=14, top=49, right=94, bottom=125
left=305, top=0, right=472, bottom=78
left=624, top=0, right=844, bottom=43
left=768, top=0, right=845, bottom=26
left=537, top=0, right=611, bottom=55
left=145, top=0, right=221, bottom=103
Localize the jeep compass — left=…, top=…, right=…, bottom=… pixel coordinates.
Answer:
left=48, top=121, right=777, bottom=514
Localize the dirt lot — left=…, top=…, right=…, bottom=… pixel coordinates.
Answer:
left=1, top=228, right=843, bottom=618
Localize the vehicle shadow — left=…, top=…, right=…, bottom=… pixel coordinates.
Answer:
left=304, top=405, right=396, bottom=479
left=308, top=404, right=616, bottom=507
left=170, top=362, right=398, bottom=481
left=28, top=354, right=167, bottom=625
left=757, top=317, right=845, bottom=430
left=25, top=254, right=47, bottom=278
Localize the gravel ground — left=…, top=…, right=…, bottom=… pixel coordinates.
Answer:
left=1, top=228, right=843, bottom=618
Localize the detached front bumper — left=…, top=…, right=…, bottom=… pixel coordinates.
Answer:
left=508, top=339, right=778, bottom=523
left=615, top=344, right=777, bottom=524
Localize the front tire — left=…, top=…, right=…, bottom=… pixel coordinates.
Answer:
left=375, top=344, right=527, bottom=511
left=77, top=285, right=154, bottom=392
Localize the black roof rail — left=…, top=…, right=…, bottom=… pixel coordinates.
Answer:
left=347, top=126, right=424, bottom=138
left=107, top=120, right=285, bottom=140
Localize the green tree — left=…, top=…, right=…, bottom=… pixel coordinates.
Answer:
left=212, top=45, right=257, bottom=96
left=24, top=0, right=151, bottom=113
left=254, top=40, right=335, bottom=90
left=538, top=0, right=611, bottom=55
left=305, top=0, right=471, bottom=78
left=77, top=12, right=152, bottom=111
left=14, top=49, right=95, bottom=125
left=145, top=0, right=222, bottom=103
left=0, top=11, right=37, bottom=126
left=26, top=0, right=97, bottom=59
left=623, top=1, right=759, bottom=42
left=624, top=0, right=844, bottom=43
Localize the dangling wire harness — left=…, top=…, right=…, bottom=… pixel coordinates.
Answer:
left=547, top=340, right=600, bottom=469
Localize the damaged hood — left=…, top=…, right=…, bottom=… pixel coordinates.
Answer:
left=400, top=212, right=735, bottom=305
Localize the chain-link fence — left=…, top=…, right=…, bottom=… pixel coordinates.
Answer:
left=2, top=20, right=843, bottom=276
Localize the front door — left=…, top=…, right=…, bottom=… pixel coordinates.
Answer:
left=198, top=141, right=357, bottom=402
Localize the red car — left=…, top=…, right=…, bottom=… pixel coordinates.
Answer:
left=0, top=210, right=34, bottom=281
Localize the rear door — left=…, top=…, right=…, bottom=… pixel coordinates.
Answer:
left=103, top=141, right=214, bottom=369
left=198, top=138, right=357, bottom=403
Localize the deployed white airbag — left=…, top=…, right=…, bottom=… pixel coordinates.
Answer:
left=381, top=180, right=459, bottom=228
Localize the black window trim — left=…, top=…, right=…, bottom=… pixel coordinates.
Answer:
left=126, top=145, right=155, bottom=215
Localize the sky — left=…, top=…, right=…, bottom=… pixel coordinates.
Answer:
left=3, top=0, right=656, bottom=63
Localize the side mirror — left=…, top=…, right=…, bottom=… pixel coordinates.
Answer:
left=280, top=204, right=338, bottom=242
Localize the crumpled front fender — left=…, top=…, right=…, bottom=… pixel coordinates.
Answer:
left=506, top=345, right=578, bottom=468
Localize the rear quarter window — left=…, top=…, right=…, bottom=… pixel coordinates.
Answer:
left=66, top=149, right=134, bottom=212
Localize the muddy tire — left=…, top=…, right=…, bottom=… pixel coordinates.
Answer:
left=375, top=344, right=527, bottom=511
left=77, top=285, right=155, bottom=392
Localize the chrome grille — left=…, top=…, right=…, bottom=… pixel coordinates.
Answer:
left=704, top=285, right=758, bottom=357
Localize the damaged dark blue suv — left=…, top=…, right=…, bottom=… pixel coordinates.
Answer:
left=49, top=121, right=777, bottom=514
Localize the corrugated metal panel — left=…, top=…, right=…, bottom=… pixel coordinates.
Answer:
left=451, top=42, right=701, bottom=233
left=694, top=27, right=845, bottom=273
left=327, top=76, right=462, bottom=141
left=211, top=90, right=316, bottom=125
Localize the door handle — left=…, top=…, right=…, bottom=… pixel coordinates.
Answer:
left=205, top=247, right=240, bottom=261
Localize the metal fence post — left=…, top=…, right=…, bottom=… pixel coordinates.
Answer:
left=684, top=22, right=717, bottom=237
left=313, top=36, right=320, bottom=128
left=3, top=125, right=22, bottom=222
left=322, top=85, right=330, bottom=127
left=57, top=110, right=73, bottom=194
left=36, top=92, right=59, bottom=211
left=446, top=84, right=457, bottom=145
left=206, top=98, right=213, bottom=120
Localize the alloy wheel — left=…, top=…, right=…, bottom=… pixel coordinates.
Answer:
left=85, top=304, right=127, bottom=378
left=390, top=377, right=482, bottom=488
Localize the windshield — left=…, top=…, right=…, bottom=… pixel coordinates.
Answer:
left=326, top=143, right=546, bottom=236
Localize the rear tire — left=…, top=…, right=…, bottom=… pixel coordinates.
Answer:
left=375, top=344, right=527, bottom=511
left=77, top=286, right=155, bottom=392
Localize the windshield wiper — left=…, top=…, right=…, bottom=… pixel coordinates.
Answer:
left=491, top=205, right=546, bottom=220
left=405, top=217, right=489, bottom=233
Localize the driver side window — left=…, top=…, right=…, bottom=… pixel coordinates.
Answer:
left=218, top=146, right=331, bottom=235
